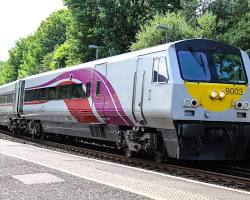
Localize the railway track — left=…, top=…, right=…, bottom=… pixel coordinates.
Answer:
left=0, top=129, right=249, bottom=191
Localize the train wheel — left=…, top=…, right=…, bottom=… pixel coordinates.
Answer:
left=13, top=128, right=21, bottom=137
left=153, top=151, right=163, bottom=163
left=8, top=120, right=13, bottom=132
left=29, top=121, right=41, bottom=139
left=39, top=131, right=46, bottom=141
left=124, top=148, right=133, bottom=158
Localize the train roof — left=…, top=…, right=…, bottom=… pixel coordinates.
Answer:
left=22, top=41, right=175, bottom=81
left=1, top=38, right=242, bottom=84
left=0, top=80, right=19, bottom=90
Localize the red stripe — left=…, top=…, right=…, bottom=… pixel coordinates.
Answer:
left=24, top=100, right=48, bottom=105
left=64, top=99, right=98, bottom=123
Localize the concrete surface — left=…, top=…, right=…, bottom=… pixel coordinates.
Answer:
left=0, top=139, right=249, bottom=200
left=0, top=153, right=148, bottom=200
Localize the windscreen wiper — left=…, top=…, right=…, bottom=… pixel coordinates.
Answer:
left=188, top=46, right=206, bottom=75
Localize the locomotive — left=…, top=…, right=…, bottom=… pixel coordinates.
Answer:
left=0, top=39, right=250, bottom=161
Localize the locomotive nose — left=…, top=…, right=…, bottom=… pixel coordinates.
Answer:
left=184, top=82, right=248, bottom=112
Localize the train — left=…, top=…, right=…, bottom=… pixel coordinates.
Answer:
left=0, top=39, right=250, bottom=161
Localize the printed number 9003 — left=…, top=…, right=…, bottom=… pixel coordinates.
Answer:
left=225, top=88, right=243, bottom=95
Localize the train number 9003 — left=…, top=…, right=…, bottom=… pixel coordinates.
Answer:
left=225, top=88, right=243, bottom=95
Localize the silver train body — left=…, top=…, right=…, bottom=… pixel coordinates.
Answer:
left=0, top=39, right=250, bottom=160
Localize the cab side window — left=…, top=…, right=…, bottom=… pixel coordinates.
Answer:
left=96, top=81, right=101, bottom=96
left=152, top=57, right=168, bottom=83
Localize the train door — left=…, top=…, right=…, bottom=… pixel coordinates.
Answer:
left=144, top=51, right=172, bottom=128
left=132, top=58, right=147, bottom=125
left=92, top=63, right=107, bottom=123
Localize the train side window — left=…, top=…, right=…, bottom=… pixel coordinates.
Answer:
left=72, top=84, right=86, bottom=99
left=3, top=95, right=7, bottom=103
left=152, top=57, right=168, bottom=83
left=9, top=94, right=12, bottom=103
left=47, top=87, right=57, bottom=100
left=153, top=58, right=159, bottom=82
left=96, top=81, right=101, bottom=96
left=7, top=94, right=13, bottom=103
left=34, top=90, right=40, bottom=101
left=25, top=90, right=35, bottom=102
left=58, top=85, right=70, bottom=99
left=86, top=82, right=91, bottom=97
left=39, top=88, right=47, bottom=101
left=0, top=95, right=3, bottom=104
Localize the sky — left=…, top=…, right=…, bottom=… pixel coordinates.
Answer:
left=0, top=0, right=65, bottom=61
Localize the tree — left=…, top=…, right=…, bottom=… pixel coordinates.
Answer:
left=207, top=0, right=249, bottom=37
left=63, top=0, right=182, bottom=62
left=0, top=61, right=17, bottom=85
left=221, top=13, right=250, bottom=54
left=8, top=9, right=71, bottom=79
left=130, top=12, right=195, bottom=51
left=196, top=11, right=217, bottom=39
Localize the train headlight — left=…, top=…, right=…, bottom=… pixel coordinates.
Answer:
left=184, top=99, right=191, bottom=107
left=243, top=102, right=250, bottom=110
left=191, top=99, right=199, bottom=107
left=210, top=91, right=218, bottom=99
left=219, top=91, right=226, bottom=99
left=235, top=101, right=243, bottom=110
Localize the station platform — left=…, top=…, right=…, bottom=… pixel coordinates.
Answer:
left=0, top=139, right=249, bottom=200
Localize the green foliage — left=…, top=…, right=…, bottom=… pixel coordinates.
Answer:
left=221, top=12, right=250, bottom=54
left=131, top=13, right=195, bottom=50
left=7, top=9, right=71, bottom=80
left=207, top=0, right=249, bottom=36
left=63, top=0, right=182, bottom=62
left=0, top=61, right=17, bottom=85
left=196, top=11, right=217, bottom=39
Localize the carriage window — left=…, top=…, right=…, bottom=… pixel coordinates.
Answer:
left=72, top=84, right=85, bottom=98
left=58, top=85, right=70, bottom=99
left=0, top=93, right=15, bottom=103
left=96, top=81, right=101, bottom=96
left=0, top=95, right=4, bottom=104
left=152, top=57, right=168, bottom=83
left=47, top=87, right=57, bottom=100
left=39, top=88, right=46, bottom=100
left=7, top=94, right=13, bottom=103
left=25, top=90, right=35, bottom=102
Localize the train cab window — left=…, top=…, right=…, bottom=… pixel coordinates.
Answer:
left=212, top=53, right=246, bottom=83
left=71, top=84, right=85, bottom=99
left=47, top=87, right=57, bottom=100
left=86, top=82, right=91, bottom=97
left=96, top=81, right=101, bottom=96
left=152, top=57, right=168, bottom=83
left=58, top=85, right=70, bottom=99
left=178, top=51, right=210, bottom=81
